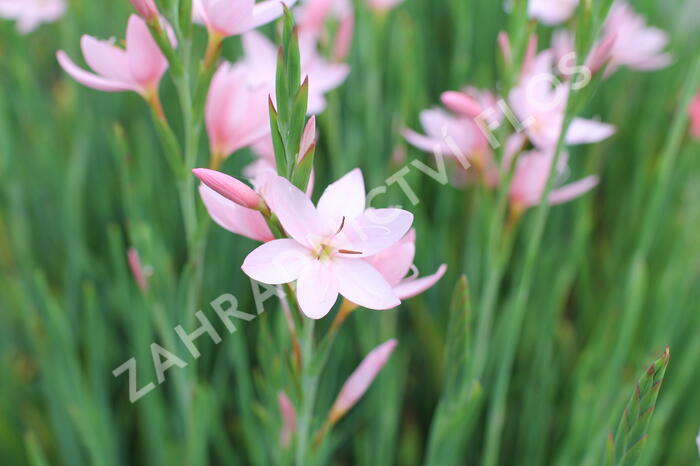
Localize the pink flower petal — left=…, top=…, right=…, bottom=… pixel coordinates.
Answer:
left=333, top=258, right=399, bottom=310
left=393, top=264, right=447, bottom=300
left=56, top=51, right=137, bottom=93
left=251, top=0, right=298, bottom=29
left=205, top=62, right=270, bottom=157
left=296, top=260, right=339, bottom=319
left=334, top=208, right=413, bottom=257
left=528, top=0, right=578, bottom=25
left=201, top=0, right=254, bottom=36
left=126, top=14, right=167, bottom=91
left=566, top=118, right=616, bottom=145
left=366, top=230, right=416, bottom=286
left=548, top=175, right=599, bottom=205
left=199, top=185, right=273, bottom=242
left=242, top=239, right=311, bottom=284
left=402, top=128, right=445, bottom=155
left=265, top=175, right=325, bottom=248
left=80, top=35, right=132, bottom=83
left=242, top=31, right=278, bottom=78
left=317, top=168, right=366, bottom=232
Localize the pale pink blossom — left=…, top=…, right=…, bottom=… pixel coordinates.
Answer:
left=367, top=230, right=447, bottom=300
left=402, top=107, right=490, bottom=170
left=198, top=184, right=274, bottom=243
left=509, top=50, right=615, bottom=150
left=130, top=0, right=159, bottom=20
left=240, top=31, right=350, bottom=114
left=510, top=149, right=598, bottom=211
left=277, top=392, right=296, bottom=447
left=205, top=62, right=270, bottom=159
left=328, top=339, right=398, bottom=423
left=527, top=0, right=579, bottom=26
left=696, top=429, right=700, bottom=458
left=689, top=92, right=700, bottom=140
left=602, top=1, right=671, bottom=75
left=550, top=29, right=617, bottom=78
left=296, top=0, right=354, bottom=60
left=0, top=0, right=65, bottom=33
left=242, top=169, right=412, bottom=319
left=366, top=0, right=404, bottom=13
left=193, top=0, right=297, bottom=38
left=56, top=15, right=169, bottom=97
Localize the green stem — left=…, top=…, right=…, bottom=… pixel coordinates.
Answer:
left=481, top=112, right=574, bottom=466
left=470, top=131, right=523, bottom=381
left=295, top=318, right=318, bottom=465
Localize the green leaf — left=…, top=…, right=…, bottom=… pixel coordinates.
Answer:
left=269, top=98, right=288, bottom=176
left=287, top=78, right=309, bottom=167
left=287, top=28, right=301, bottom=97
left=607, top=348, right=670, bottom=466
left=178, top=0, right=193, bottom=39
left=443, top=275, right=473, bottom=396
left=275, top=46, right=290, bottom=127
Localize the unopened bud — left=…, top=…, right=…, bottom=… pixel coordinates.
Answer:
left=129, top=0, right=159, bottom=20
left=441, top=91, right=483, bottom=118
left=192, top=168, right=263, bottom=210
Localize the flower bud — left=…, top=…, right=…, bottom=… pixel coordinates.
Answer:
left=127, top=247, right=149, bottom=293
left=192, top=168, right=263, bottom=210
left=328, top=339, right=398, bottom=425
left=130, top=0, right=159, bottom=20
left=690, top=92, right=700, bottom=140
left=441, top=91, right=483, bottom=118
left=298, top=115, right=317, bottom=163
left=278, top=392, right=296, bottom=447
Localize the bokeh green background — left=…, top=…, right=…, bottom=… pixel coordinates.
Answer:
left=1, top=0, right=699, bottom=464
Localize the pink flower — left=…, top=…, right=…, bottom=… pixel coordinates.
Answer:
left=602, top=1, right=671, bottom=75
left=689, top=91, right=700, bottom=140
left=367, top=230, right=447, bottom=300
left=296, top=0, right=354, bottom=61
left=366, top=0, right=404, bottom=13
left=402, top=107, right=490, bottom=170
left=509, top=150, right=599, bottom=211
left=0, top=0, right=65, bottom=33
left=527, top=0, right=579, bottom=26
left=193, top=0, right=297, bottom=38
left=328, top=339, right=398, bottom=423
left=205, top=62, right=270, bottom=159
left=277, top=392, right=296, bottom=447
left=509, top=50, right=615, bottom=150
left=242, top=169, right=412, bottom=319
left=56, top=15, right=169, bottom=97
left=130, top=0, right=159, bottom=20
left=240, top=31, right=349, bottom=114
left=198, top=179, right=274, bottom=242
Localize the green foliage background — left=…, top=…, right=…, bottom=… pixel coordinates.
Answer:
left=0, top=0, right=699, bottom=464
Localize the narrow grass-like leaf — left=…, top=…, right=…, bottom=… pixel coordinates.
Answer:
left=608, top=348, right=670, bottom=466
